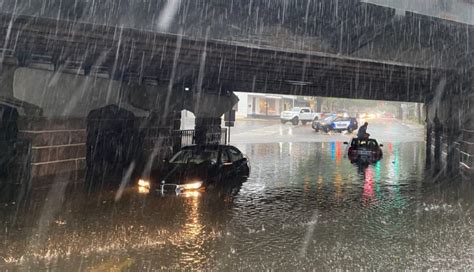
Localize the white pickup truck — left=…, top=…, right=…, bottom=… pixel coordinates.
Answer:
left=280, top=107, right=322, bottom=125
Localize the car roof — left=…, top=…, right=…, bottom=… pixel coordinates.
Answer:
left=181, top=145, right=236, bottom=151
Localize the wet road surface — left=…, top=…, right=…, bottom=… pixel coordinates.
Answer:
left=0, top=119, right=473, bottom=270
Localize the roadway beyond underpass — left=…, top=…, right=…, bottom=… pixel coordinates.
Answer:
left=229, top=118, right=425, bottom=144
left=1, top=118, right=473, bottom=270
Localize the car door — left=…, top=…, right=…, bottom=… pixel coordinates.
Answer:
left=227, top=147, right=248, bottom=175
left=219, top=148, right=233, bottom=179
left=300, top=108, right=311, bottom=120
left=334, top=117, right=351, bottom=130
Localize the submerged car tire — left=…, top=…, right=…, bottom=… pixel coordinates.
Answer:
left=243, top=165, right=250, bottom=177
left=291, top=118, right=299, bottom=126
left=280, top=120, right=286, bottom=124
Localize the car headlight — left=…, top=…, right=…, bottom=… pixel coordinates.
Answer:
left=138, top=179, right=151, bottom=189
left=178, top=181, right=203, bottom=190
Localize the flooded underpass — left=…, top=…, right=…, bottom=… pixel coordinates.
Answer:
left=1, top=0, right=474, bottom=270
left=1, top=120, right=473, bottom=270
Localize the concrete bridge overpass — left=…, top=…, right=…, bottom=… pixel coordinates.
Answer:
left=0, top=12, right=472, bottom=187
left=0, top=13, right=441, bottom=102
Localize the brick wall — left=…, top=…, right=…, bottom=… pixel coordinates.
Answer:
left=17, top=117, right=87, bottom=182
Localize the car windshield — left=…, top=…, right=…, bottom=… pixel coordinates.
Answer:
left=353, top=139, right=378, bottom=148
left=291, top=107, right=301, bottom=112
left=169, top=149, right=219, bottom=164
left=323, top=115, right=337, bottom=122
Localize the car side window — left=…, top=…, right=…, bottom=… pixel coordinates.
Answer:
left=351, top=139, right=358, bottom=147
left=228, top=148, right=244, bottom=162
left=221, top=150, right=230, bottom=163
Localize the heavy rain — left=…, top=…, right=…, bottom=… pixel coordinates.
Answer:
left=0, top=0, right=473, bottom=270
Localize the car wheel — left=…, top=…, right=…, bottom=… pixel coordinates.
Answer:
left=323, top=127, right=329, bottom=133
left=291, top=118, right=299, bottom=125
left=280, top=120, right=286, bottom=124
left=347, top=128, right=353, bottom=133
left=314, top=128, right=319, bottom=133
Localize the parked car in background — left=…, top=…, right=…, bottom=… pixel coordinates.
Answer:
left=280, top=107, right=322, bottom=125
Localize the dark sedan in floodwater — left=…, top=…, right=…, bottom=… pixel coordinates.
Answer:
left=345, top=138, right=383, bottom=164
left=137, top=145, right=250, bottom=194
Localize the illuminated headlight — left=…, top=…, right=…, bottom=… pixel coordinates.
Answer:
left=138, top=179, right=151, bottom=189
left=178, top=181, right=203, bottom=190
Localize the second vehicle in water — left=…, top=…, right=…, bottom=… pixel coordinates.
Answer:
left=312, top=115, right=359, bottom=133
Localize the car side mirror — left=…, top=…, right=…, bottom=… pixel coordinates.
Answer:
left=343, top=142, right=349, bottom=145
left=379, top=144, right=384, bottom=147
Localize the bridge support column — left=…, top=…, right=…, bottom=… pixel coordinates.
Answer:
left=86, top=105, right=145, bottom=187
left=446, top=98, right=460, bottom=176
left=194, top=117, right=223, bottom=146
left=0, top=64, right=16, bottom=97
left=425, top=105, right=433, bottom=169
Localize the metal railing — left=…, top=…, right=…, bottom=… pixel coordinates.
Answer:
left=173, top=128, right=228, bottom=147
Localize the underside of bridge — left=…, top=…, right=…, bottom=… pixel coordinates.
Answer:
left=0, top=0, right=473, bottom=186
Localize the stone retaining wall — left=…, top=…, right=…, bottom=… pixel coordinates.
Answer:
left=18, top=117, right=86, bottom=181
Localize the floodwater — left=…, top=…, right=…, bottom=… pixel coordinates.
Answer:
left=1, top=139, right=473, bottom=270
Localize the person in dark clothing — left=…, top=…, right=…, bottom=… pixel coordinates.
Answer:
left=357, top=122, right=369, bottom=140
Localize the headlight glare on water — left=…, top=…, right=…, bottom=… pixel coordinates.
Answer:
left=179, top=181, right=203, bottom=190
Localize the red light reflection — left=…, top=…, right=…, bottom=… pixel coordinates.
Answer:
left=363, top=167, right=375, bottom=202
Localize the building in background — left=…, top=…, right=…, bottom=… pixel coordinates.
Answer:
left=234, top=92, right=311, bottom=118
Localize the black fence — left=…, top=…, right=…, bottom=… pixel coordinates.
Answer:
left=173, top=128, right=228, bottom=147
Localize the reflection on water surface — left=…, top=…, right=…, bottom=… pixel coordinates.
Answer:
left=0, top=142, right=472, bottom=270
